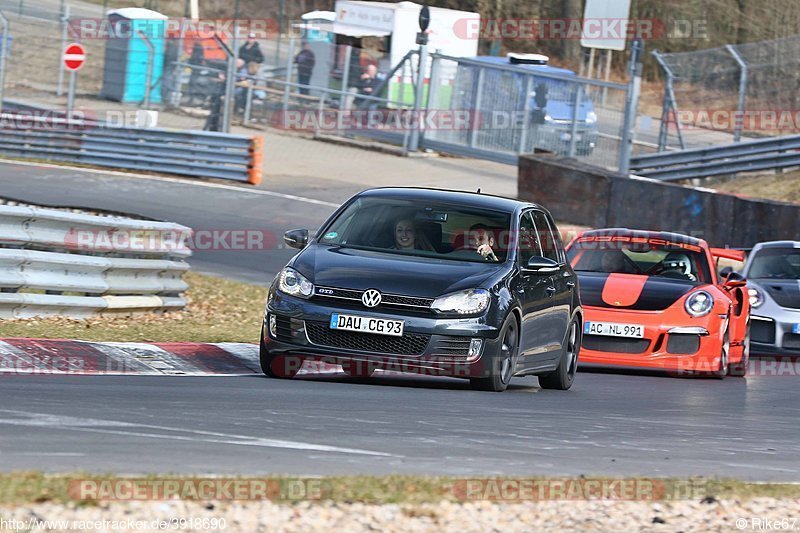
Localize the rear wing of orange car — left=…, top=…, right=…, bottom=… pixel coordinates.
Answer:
left=710, top=248, right=747, bottom=263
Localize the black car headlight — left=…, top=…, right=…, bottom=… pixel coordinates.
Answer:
left=684, top=290, right=713, bottom=317
left=277, top=267, right=314, bottom=299
left=432, top=289, right=490, bottom=315
left=748, top=286, right=765, bottom=308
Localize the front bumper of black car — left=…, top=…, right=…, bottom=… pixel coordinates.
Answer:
left=264, top=291, right=505, bottom=378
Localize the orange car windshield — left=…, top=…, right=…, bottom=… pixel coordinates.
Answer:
left=568, top=243, right=712, bottom=284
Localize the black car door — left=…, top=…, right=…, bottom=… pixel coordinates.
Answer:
left=516, top=211, right=561, bottom=370
left=531, top=210, right=574, bottom=361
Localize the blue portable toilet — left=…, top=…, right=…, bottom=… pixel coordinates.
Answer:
left=101, top=8, right=167, bottom=104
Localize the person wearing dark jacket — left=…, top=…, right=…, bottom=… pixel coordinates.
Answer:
left=355, top=64, right=381, bottom=108
left=294, top=43, right=316, bottom=96
left=239, top=33, right=264, bottom=65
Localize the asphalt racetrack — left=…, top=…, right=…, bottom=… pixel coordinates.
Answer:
left=0, top=162, right=798, bottom=480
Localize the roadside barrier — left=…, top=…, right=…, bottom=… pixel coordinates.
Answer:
left=0, top=113, right=263, bottom=183
left=0, top=204, right=192, bottom=318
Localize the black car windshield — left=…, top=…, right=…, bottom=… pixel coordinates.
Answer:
left=748, top=248, right=800, bottom=280
left=567, top=234, right=712, bottom=283
left=318, top=197, right=513, bottom=263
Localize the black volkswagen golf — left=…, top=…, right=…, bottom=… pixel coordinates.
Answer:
left=262, top=188, right=582, bottom=391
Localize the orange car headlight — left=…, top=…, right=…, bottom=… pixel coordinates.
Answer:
left=685, top=290, right=714, bottom=317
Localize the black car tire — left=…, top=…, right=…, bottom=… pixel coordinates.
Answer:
left=539, top=316, right=581, bottom=390
left=259, top=324, right=302, bottom=379
left=470, top=314, right=519, bottom=392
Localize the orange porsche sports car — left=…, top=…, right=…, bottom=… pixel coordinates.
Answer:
left=565, top=229, right=750, bottom=377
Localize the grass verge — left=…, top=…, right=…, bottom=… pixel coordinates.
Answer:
left=0, top=272, right=266, bottom=344
left=1, top=473, right=799, bottom=506
left=713, top=170, right=800, bottom=204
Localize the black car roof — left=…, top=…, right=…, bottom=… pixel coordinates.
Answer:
left=357, top=187, right=537, bottom=212
left=579, top=228, right=707, bottom=247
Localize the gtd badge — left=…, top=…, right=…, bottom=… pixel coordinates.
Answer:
left=361, top=289, right=382, bottom=308
left=317, top=288, right=334, bottom=295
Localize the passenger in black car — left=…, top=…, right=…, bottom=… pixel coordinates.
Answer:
left=390, top=218, right=435, bottom=251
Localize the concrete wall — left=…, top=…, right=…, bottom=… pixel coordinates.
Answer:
left=518, top=154, right=800, bottom=248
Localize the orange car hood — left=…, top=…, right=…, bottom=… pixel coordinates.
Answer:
left=578, top=272, right=698, bottom=311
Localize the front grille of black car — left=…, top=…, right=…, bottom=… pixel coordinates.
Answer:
left=314, top=286, right=434, bottom=310
left=305, top=321, right=430, bottom=355
left=666, top=334, right=700, bottom=355
left=429, top=337, right=472, bottom=358
left=751, top=319, right=776, bottom=344
left=273, top=315, right=294, bottom=343
left=582, top=335, right=651, bottom=354
left=783, top=334, right=800, bottom=351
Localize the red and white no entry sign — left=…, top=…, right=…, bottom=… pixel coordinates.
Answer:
left=63, top=43, right=86, bottom=71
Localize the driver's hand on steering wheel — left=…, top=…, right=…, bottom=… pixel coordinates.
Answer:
left=477, top=244, right=498, bottom=262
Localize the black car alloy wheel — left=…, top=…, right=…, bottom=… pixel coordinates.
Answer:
left=471, top=314, right=519, bottom=392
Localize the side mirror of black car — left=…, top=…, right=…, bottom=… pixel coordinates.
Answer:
left=525, top=256, right=559, bottom=273
left=284, top=229, right=309, bottom=250
left=723, top=271, right=747, bottom=288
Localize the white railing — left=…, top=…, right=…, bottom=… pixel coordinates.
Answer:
left=0, top=204, right=192, bottom=318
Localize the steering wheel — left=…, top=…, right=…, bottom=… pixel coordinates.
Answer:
left=621, top=254, right=645, bottom=274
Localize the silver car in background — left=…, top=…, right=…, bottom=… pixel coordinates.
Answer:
left=740, top=241, right=800, bottom=354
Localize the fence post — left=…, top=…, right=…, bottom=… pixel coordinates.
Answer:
left=212, top=35, right=235, bottom=133
left=618, top=39, right=643, bottom=175
left=244, top=85, right=253, bottom=123
left=426, top=51, right=441, bottom=111
left=517, top=75, right=533, bottom=154
left=568, top=84, right=583, bottom=158
left=653, top=50, right=685, bottom=152
left=282, top=37, right=295, bottom=114
left=468, top=67, right=484, bottom=149
left=725, top=44, right=748, bottom=143
left=138, top=31, right=155, bottom=110
left=340, top=44, right=352, bottom=110
left=57, top=4, right=70, bottom=97
left=408, top=43, right=428, bottom=152
left=0, top=12, right=8, bottom=111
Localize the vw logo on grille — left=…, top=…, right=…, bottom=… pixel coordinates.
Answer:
left=361, top=289, right=382, bottom=308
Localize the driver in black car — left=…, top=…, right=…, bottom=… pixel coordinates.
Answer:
left=468, top=224, right=499, bottom=262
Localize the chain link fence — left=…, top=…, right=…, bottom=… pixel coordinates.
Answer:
left=425, top=54, right=630, bottom=169
left=654, top=34, right=800, bottom=151
left=0, top=9, right=640, bottom=171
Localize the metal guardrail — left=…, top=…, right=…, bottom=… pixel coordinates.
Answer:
left=629, top=134, right=800, bottom=181
left=0, top=114, right=264, bottom=184
left=0, top=204, right=192, bottom=319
